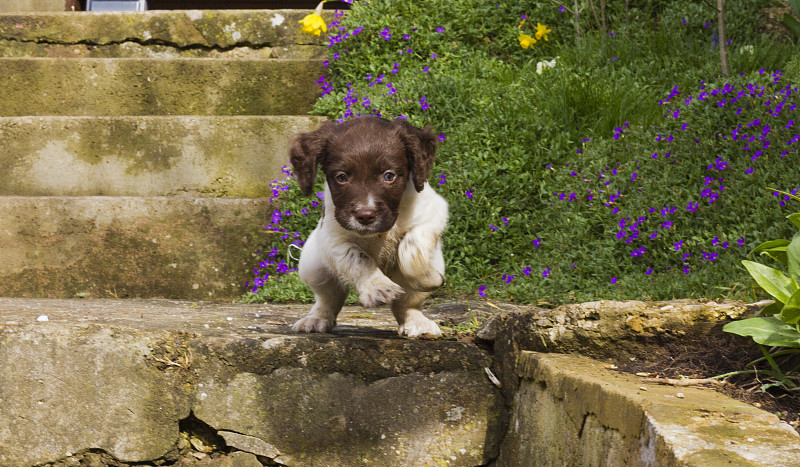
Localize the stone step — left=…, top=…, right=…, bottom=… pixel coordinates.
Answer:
left=502, top=351, right=800, bottom=466
left=0, top=57, right=323, bottom=116
left=0, top=298, right=796, bottom=466
left=0, top=298, right=502, bottom=466
left=0, top=115, right=325, bottom=197
left=0, top=10, right=330, bottom=59
left=0, top=196, right=276, bottom=300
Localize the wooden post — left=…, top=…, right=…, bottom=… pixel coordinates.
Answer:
left=717, top=0, right=729, bottom=76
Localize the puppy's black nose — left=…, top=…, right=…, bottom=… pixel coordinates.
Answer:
left=354, top=208, right=377, bottom=225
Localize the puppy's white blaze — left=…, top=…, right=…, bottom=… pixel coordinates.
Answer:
left=364, top=194, right=377, bottom=210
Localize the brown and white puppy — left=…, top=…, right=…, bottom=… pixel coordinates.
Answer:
left=289, top=117, right=448, bottom=337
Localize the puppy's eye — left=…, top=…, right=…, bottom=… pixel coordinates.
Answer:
left=335, top=173, right=349, bottom=184
left=383, top=171, right=397, bottom=183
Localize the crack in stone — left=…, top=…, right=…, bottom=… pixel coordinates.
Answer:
left=0, top=36, right=278, bottom=53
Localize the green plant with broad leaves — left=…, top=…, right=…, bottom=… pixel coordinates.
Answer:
left=720, top=189, right=800, bottom=390
left=779, top=0, right=800, bottom=42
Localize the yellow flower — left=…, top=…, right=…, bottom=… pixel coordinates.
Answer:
left=299, top=13, right=327, bottom=37
left=535, top=23, right=552, bottom=41
left=519, top=33, right=536, bottom=49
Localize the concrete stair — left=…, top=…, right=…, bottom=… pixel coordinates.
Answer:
left=0, top=10, right=328, bottom=299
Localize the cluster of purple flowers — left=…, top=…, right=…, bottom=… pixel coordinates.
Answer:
left=246, top=166, right=325, bottom=293
left=476, top=70, right=798, bottom=295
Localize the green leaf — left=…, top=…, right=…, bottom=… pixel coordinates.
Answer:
left=723, top=317, right=800, bottom=348
left=754, top=239, right=791, bottom=251
left=758, top=301, right=784, bottom=316
left=788, top=213, right=800, bottom=231
left=780, top=13, right=800, bottom=39
left=742, top=260, right=797, bottom=304
left=789, top=0, right=800, bottom=16
left=754, top=239, right=790, bottom=266
left=781, top=289, right=800, bottom=325
left=789, top=233, right=800, bottom=285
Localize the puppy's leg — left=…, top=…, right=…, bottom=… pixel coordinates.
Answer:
left=292, top=230, right=348, bottom=333
left=391, top=290, right=442, bottom=338
left=397, top=228, right=445, bottom=292
left=338, top=245, right=404, bottom=308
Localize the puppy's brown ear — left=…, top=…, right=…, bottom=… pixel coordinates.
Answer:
left=393, top=119, right=438, bottom=192
left=289, top=121, right=335, bottom=196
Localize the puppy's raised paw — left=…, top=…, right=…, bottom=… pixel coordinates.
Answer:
left=407, top=271, right=445, bottom=293
left=357, top=275, right=405, bottom=308
left=292, top=315, right=335, bottom=333
left=398, top=311, right=442, bottom=338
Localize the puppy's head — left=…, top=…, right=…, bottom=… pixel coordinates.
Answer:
left=289, top=117, right=438, bottom=234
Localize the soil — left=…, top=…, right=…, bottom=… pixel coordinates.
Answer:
left=616, top=332, right=800, bottom=435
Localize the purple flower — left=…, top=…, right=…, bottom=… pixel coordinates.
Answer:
left=503, top=274, right=515, bottom=284
left=478, top=285, right=487, bottom=297
left=542, top=268, right=551, bottom=278
left=703, top=251, right=718, bottom=261
left=380, top=27, right=391, bottom=40
left=465, top=190, right=473, bottom=199
left=532, top=238, right=541, bottom=247
left=523, top=267, right=532, bottom=275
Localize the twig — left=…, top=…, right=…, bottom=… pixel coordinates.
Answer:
left=642, top=377, right=726, bottom=387
left=485, top=367, right=502, bottom=388
left=548, top=0, right=585, bottom=45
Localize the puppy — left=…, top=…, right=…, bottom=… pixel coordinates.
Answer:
left=288, top=117, right=448, bottom=337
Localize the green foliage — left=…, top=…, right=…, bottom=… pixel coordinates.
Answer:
left=779, top=0, right=800, bottom=42
left=722, top=213, right=800, bottom=390
left=246, top=0, right=798, bottom=305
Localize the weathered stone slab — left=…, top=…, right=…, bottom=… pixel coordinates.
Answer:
left=499, top=351, right=800, bottom=466
left=0, top=10, right=330, bottom=54
left=483, top=299, right=767, bottom=398
left=0, top=196, right=272, bottom=299
left=0, top=115, right=325, bottom=196
left=0, top=57, right=323, bottom=116
left=0, top=325, right=192, bottom=466
left=0, top=298, right=505, bottom=466
left=0, top=0, right=65, bottom=12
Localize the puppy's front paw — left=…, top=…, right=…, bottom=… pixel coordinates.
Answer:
left=408, top=271, right=445, bottom=292
left=292, top=315, right=335, bottom=333
left=357, top=275, right=405, bottom=308
left=398, top=312, right=442, bottom=338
